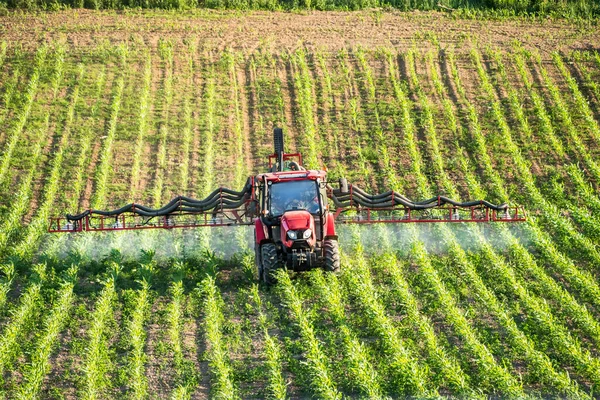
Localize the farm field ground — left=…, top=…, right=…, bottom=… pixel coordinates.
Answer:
left=0, top=9, right=600, bottom=398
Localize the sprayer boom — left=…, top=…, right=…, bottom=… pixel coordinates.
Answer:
left=48, top=179, right=524, bottom=233
left=49, top=127, right=525, bottom=234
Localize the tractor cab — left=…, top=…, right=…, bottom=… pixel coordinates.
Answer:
left=265, top=172, right=327, bottom=217
left=253, top=168, right=339, bottom=283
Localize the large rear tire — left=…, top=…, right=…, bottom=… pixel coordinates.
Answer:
left=261, top=243, right=282, bottom=285
left=323, top=239, right=341, bottom=272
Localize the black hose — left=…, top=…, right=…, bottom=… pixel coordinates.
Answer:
left=328, top=184, right=508, bottom=211
left=68, top=179, right=508, bottom=223
left=67, top=179, right=253, bottom=222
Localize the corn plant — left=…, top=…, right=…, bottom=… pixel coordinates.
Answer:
left=290, top=48, right=320, bottom=169
left=469, top=48, right=542, bottom=196
left=441, top=233, right=587, bottom=398
left=82, top=271, right=118, bottom=400
left=0, top=65, right=22, bottom=126
left=545, top=178, right=600, bottom=240
left=527, top=49, right=600, bottom=183
left=0, top=266, right=46, bottom=381
left=426, top=48, right=482, bottom=199
left=511, top=50, right=565, bottom=156
left=502, top=229, right=600, bottom=349
left=179, top=47, right=196, bottom=195
left=126, top=279, right=151, bottom=399
left=494, top=49, right=600, bottom=267
left=50, top=44, right=66, bottom=99
left=383, top=45, right=589, bottom=396
left=0, top=44, right=47, bottom=190
left=384, top=50, right=428, bottom=195
left=473, top=237, right=600, bottom=389
left=410, top=49, right=458, bottom=198
left=475, top=48, right=600, bottom=255
left=65, top=66, right=107, bottom=214
left=91, top=75, right=125, bottom=210
left=334, top=49, right=369, bottom=181
left=266, top=52, right=287, bottom=133
left=168, top=279, right=185, bottom=371
left=386, top=46, right=591, bottom=396
left=355, top=47, right=399, bottom=191
left=465, top=47, right=600, bottom=360
left=341, top=245, right=430, bottom=396
left=572, top=51, right=600, bottom=108
left=446, top=49, right=508, bottom=202
left=460, top=47, right=600, bottom=272
left=310, top=270, right=384, bottom=398
left=566, top=164, right=600, bottom=213
left=197, top=275, right=237, bottom=399
left=223, top=49, right=248, bottom=190
left=410, top=241, right=523, bottom=397
left=248, top=55, right=267, bottom=152
left=250, top=284, right=287, bottom=400
left=153, top=39, right=174, bottom=208
left=552, top=52, right=600, bottom=145
left=14, top=65, right=86, bottom=258
left=275, top=269, right=341, bottom=400
left=373, top=252, right=472, bottom=395
left=199, top=66, right=216, bottom=200
left=427, top=50, right=460, bottom=137
left=314, top=50, right=346, bottom=179
left=525, top=218, right=600, bottom=311
left=167, top=266, right=199, bottom=399
left=15, top=264, right=78, bottom=399
left=0, top=42, right=6, bottom=70
left=0, top=113, right=50, bottom=253
left=129, top=52, right=153, bottom=201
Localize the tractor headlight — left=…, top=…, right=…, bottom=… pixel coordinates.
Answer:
left=302, top=229, right=312, bottom=239
left=287, top=230, right=298, bottom=240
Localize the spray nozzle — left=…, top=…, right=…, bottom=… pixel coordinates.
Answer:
left=452, top=209, right=460, bottom=220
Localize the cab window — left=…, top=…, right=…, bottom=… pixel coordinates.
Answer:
left=269, top=180, right=320, bottom=216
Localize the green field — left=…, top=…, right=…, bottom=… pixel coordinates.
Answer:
left=0, top=10, right=600, bottom=398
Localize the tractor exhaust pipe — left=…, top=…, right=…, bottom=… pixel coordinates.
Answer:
left=273, top=127, right=284, bottom=172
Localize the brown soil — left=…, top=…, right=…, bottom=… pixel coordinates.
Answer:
left=2, top=10, right=598, bottom=55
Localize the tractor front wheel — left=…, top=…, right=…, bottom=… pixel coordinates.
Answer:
left=261, top=243, right=281, bottom=285
left=323, top=239, right=341, bottom=272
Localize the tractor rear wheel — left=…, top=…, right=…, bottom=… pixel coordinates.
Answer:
left=261, top=243, right=281, bottom=285
left=323, top=239, right=341, bottom=272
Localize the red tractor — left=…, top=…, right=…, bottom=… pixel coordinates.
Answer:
left=49, top=128, right=525, bottom=284
left=252, top=128, right=340, bottom=283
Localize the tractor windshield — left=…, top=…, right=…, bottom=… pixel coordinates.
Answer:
left=269, top=180, right=320, bottom=216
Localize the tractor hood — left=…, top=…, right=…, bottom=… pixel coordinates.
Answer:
left=282, top=210, right=312, bottom=230
left=280, top=210, right=316, bottom=248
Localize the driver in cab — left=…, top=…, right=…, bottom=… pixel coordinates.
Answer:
left=272, top=190, right=320, bottom=215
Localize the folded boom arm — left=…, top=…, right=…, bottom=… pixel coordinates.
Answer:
left=328, top=183, right=524, bottom=224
